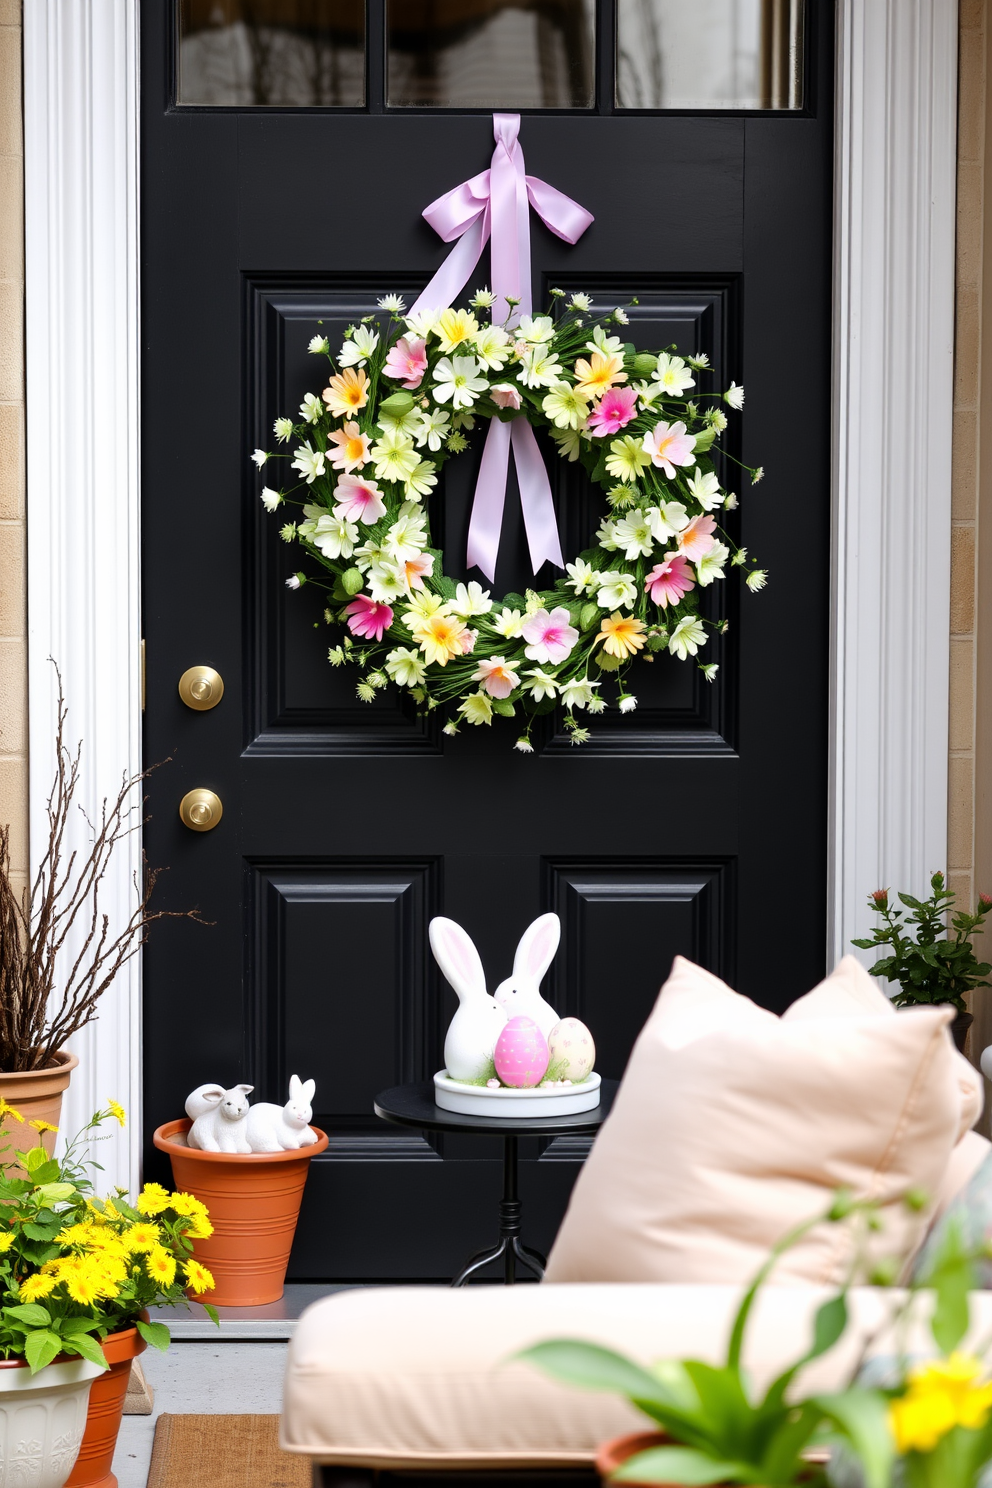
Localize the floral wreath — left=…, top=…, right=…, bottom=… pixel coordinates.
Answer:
left=252, top=290, right=765, bottom=750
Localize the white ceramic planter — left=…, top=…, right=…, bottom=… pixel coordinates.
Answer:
left=0, top=1356, right=105, bottom=1488
left=433, top=1070, right=601, bottom=1117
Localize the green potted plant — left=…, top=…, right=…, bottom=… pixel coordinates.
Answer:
left=852, top=871, right=992, bottom=1050
left=519, top=1195, right=896, bottom=1488
left=0, top=1101, right=217, bottom=1488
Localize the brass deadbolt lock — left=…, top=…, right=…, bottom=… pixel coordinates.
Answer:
left=178, top=665, right=224, bottom=711
left=179, top=788, right=223, bottom=833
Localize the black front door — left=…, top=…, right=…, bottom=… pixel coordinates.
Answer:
left=141, top=0, right=832, bottom=1281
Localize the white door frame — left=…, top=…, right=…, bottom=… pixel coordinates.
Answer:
left=22, top=0, right=959, bottom=1192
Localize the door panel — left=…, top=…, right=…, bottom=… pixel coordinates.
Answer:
left=141, top=0, right=832, bottom=1279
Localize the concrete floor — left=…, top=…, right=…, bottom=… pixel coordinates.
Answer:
left=113, top=1342, right=289, bottom=1488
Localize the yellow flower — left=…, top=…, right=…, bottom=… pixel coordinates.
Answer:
left=322, top=367, right=369, bottom=419
left=29, top=1120, right=58, bottom=1134
left=434, top=308, right=478, bottom=354
left=124, top=1223, right=161, bottom=1254
left=597, top=613, right=647, bottom=660
left=107, top=1100, right=126, bottom=1128
left=409, top=611, right=472, bottom=667
left=0, top=1100, right=24, bottom=1124
left=146, top=1247, right=177, bottom=1288
left=136, top=1183, right=171, bottom=1216
left=573, top=351, right=627, bottom=399
left=889, top=1354, right=992, bottom=1454
left=0, top=1233, right=16, bottom=1254
left=57, top=1222, right=97, bottom=1247
left=179, top=1213, right=214, bottom=1241
left=168, top=1192, right=208, bottom=1219
left=64, top=1269, right=100, bottom=1306
left=19, top=1275, right=56, bottom=1302
left=184, top=1259, right=215, bottom=1295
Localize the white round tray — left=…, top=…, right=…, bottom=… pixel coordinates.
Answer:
left=433, top=1069, right=601, bottom=1118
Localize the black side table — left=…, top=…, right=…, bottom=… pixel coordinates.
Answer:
left=373, top=1080, right=616, bottom=1286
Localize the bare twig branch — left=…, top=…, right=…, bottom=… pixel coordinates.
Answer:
left=0, top=667, right=207, bottom=1071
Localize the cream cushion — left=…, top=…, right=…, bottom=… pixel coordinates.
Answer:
left=544, top=956, right=968, bottom=1286
left=280, top=1283, right=992, bottom=1466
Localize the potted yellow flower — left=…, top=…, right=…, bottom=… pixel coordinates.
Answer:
left=0, top=1102, right=218, bottom=1488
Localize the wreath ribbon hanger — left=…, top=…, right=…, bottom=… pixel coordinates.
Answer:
left=410, top=114, right=595, bottom=584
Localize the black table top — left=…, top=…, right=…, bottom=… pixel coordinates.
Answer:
left=374, top=1079, right=617, bottom=1136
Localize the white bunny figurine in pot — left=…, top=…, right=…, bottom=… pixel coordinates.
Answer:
left=186, top=1083, right=254, bottom=1153
left=245, top=1075, right=319, bottom=1153
left=430, top=917, right=507, bottom=1082
left=494, top=913, right=562, bottom=1039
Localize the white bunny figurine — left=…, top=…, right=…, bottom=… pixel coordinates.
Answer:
left=430, top=917, right=507, bottom=1082
left=981, top=1046, right=992, bottom=1081
left=185, top=1083, right=229, bottom=1122
left=494, top=913, right=562, bottom=1039
left=245, top=1075, right=319, bottom=1153
left=187, top=1083, right=254, bottom=1153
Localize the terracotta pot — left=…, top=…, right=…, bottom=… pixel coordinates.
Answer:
left=153, top=1118, right=329, bottom=1305
left=596, top=1431, right=821, bottom=1487
left=0, top=1051, right=78, bottom=1163
left=597, top=1432, right=678, bottom=1486
left=64, top=1321, right=147, bottom=1488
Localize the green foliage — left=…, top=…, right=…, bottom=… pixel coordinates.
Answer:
left=851, top=871, right=992, bottom=1010
left=519, top=1197, right=895, bottom=1488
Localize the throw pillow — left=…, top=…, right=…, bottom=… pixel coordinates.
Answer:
left=543, top=955, right=966, bottom=1286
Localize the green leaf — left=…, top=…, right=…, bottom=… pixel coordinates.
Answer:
left=136, top=1319, right=171, bottom=1352
left=612, top=1447, right=752, bottom=1485
left=59, top=1317, right=102, bottom=1336
left=202, top=1303, right=220, bottom=1328
left=4, top=1304, right=51, bottom=1327
left=34, top=1183, right=75, bottom=1203
left=681, top=1361, right=752, bottom=1450
left=24, top=1328, right=62, bottom=1374
left=898, top=893, right=925, bottom=911
left=811, top=1390, right=894, bottom=1488
left=517, top=1341, right=677, bottom=1403
left=23, top=1147, right=52, bottom=1175
left=63, top=1332, right=108, bottom=1369
left=22, top=1222, right=61, bottom=1241
left=808, top=1292, right=848, bottom=1362
left=691, top=428, right=716, bottom=454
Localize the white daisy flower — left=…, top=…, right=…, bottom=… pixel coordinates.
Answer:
left=517, top=314, right=555, bottom=344
left=291, top=443, right=325, bottom=484
left=560, top=676, right=600, bottom=710
left=273, top=418, right=294, bottom=443
left=300, top=392, right=323, bottom=425
left=526, top=669, right=558, bottom=701
left=724, top=382, right=745, bottom=409
left=260, top=488, right=282, bottom=513
left=414, top=407, right=451, bottom=451
left=653, top=353, right=695, bottom=396
left=695, top=540, right=730, bottom=586
left=308, top=336, right=329, bottom=354
left=699, top=663, right=719, bottom=682
left=377, top=294, right=406, bottom=313
left=338, top=326, right=380, bottom=366
left=251, top=449, right=269, bottom=468
left=596, top=573, right=638, bottom=610
left=611, top=509, right=655, bottom=561
left=565, top=558, right=597, bottom=595
left=569, top=293, right=591, bottom=311
left=648, top=502, right=690, bottom=543
left=517, top=346, right=564, bottom=389
left=405, top=308, right=439, bottom=338
left=433, top=355, right=489, bottom=410
left=747, top=569, right=768, bottom=592
left=452, top=581, right=493, bottom=618
left=473, top=326, right=512, bottom=370
left=686, top=469, right=723, bottom=511
left=669, top=615, right=707, bottom=659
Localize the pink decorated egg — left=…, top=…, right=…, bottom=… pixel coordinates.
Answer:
left=547, top=1018, right=595, bottom=1081
left=494, top=1016, right=550, bottom=1088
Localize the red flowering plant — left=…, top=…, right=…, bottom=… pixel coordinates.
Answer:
left=852, top=871, right=992, bottom=1012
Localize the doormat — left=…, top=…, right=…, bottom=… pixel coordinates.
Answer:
left=146, top=1415, right=309, bottom=1488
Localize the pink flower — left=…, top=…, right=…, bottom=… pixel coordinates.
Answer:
left=642, top=420, right=697, bottom=478
left=402, top=553, right=434, bottom=590
left=333, top=474, right=386, bottom=524
left=345, top=595, right=394, bottom=642
left=645, top=553, right=695, bottom=608
left=472, top=656, right=520, bottom=699
left=677, top=514, right=717, bottom=562
left=383, top=336, right=428, bottom=389
left=521, top=606, right=579, bottom=665
left=587, top=387, right=638, bottom=437
left=458, top=628, right=478, bottom=655
left=490, top=383, right=522, bottom=411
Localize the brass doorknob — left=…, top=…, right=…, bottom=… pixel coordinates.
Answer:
left=178, top=665, right=224, bottom=711
left=179, top=788, right=223, bottom=832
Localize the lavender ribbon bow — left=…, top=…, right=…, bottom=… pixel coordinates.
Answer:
left=410, top=114, right=594, bottom=584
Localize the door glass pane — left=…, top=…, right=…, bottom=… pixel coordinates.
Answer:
left=178, top=0, right=366, bottom=107
left=616, top=0, right=804, bottom=110
left=387, top=0, right=595, bottom=108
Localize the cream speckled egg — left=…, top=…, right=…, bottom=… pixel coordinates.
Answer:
left=547, top=1018, right=595, bottom=1081
left=494, top=1016, right=550, bottom=1089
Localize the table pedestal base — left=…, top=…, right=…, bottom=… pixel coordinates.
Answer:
left=451, top=1136, right=546, bottom=1286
